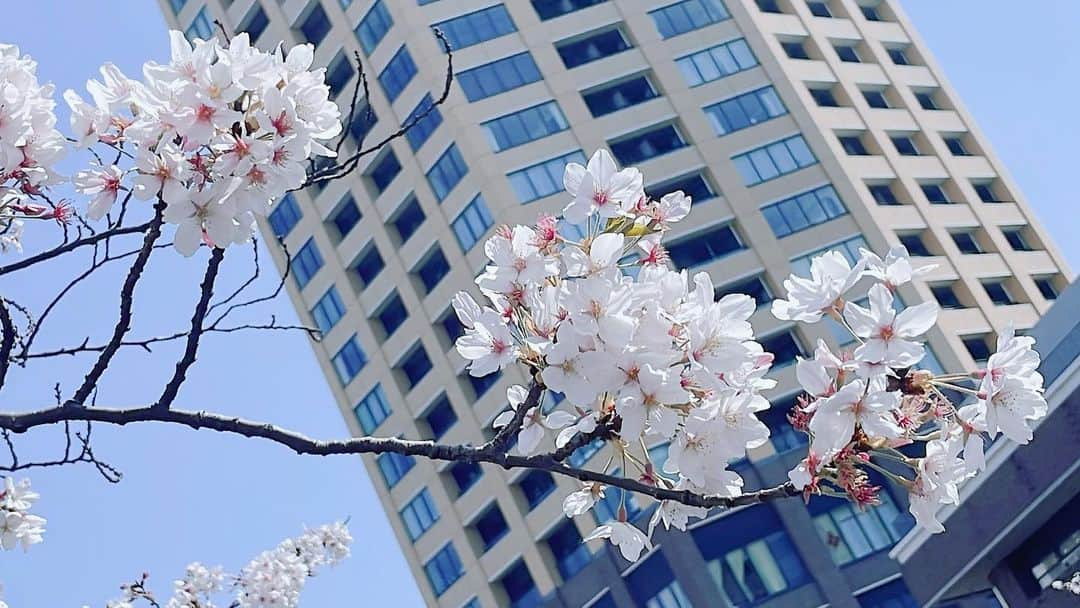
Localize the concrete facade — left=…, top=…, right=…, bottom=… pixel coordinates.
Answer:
left=156, top=1, right=1073, bottom=606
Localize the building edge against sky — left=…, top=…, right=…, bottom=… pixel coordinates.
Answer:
left=158, top=1, right=1072, bottom=607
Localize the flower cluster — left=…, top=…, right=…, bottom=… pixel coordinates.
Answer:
left=0, top=44, right=68, bottom=252
left=776, top=246, right=1047, bottom=532
left=1052, top=570, right=1080, bottom=595
left=453, top=150, right=1049, bottom=561
left=0, top=476, right=45, bottom=552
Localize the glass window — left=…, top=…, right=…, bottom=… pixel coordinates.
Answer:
left=761, top=330, right=804, bottom=368
left=401, top=488, right=440, bottom=541
left=500, top=560, right=541, bottom=608
left=811, top=491, right=913, bottom=565
left=547, top=521, right=591, bottom=580
left=427, top=144, right=469, bottom=202
left=761, top=185, right=847, bottom=238
left=973, top=182, right=999, bottom=203
left=790, top=234, right=868, bottom=276
left=676, top=38, right=757, bottom=87
left=356, top=0, right=393, bottom=55
left=732, top=135, right=817, bottom=186
left=868, top=183, right=898, bottom=205
left=483, top=101, right=569, bottom=152
left=582, top=75, right=659, bottom=117
left=239, top=4, right=269, bottom=42
left=626, top=553, right=691, bottom=607
left=1003, top=228, right=1032, bottom=251
left=857, top=579, right=918, bottom=608
left=169, top=0, right=187, bottom=14
left=863, top=90, right=889, bottom=109
left=715, top=274, right=772, bottom=308
left=457, top=52, right=542, bottom=101
left=610, top=124, right=687, bottom=165
left=667, top=223, right=744, bottom=269
left=473, top=504, right=510, bottom=550
left=368, top=150, right=402, bottom=194
left=434, top=4, right=517, bottom=51
left=508, top=150, right=587, bottom=204
left=452, top=195, right=495, bottom=252
left=268, top=194, right=302, bottom=238
left=756, top=0, right=782, bottom=13
left=887, top=47, right=909, bottom=65
left=354, top=242, right=385, bottom=287
left=897, top=233, right=931, bottom=257
left=809, top=87, right=839, bottom=107
left=931, top=284, right=963, bottom=309
left=556, top=27, right=631, bottom=68
left=349, top=100, right=379, bottom=144
left=891, top=136, right=920, bottom=156
left=376, top=291, right=408, bottom=337
left=390, top=195, right=425, bottom=242
left=807, top=1, right=832, bottom=17
left=377, top=451, right=415, bottom=488
left=311, top=286, right=347, bottom=334
left=835, top=44, right=861, bottom=62
left=291, top=238, right=324, bottom=288
left=839, top=135, right=869, bottom=156
left=982, top=281, right=1015, bottom=306
left=330, top=194, right=362, bottom=238
left=467, top=370, right=501, bottom=399
left=962, top=335, right=992, bottom=362
left=782, top=40, right=810, bottom=60
left=425, top=394, right=458, bottom=440
left=403, top=94, right=443, bottom=151
left=694, top=506, right=812, bottom=605
left=298, top=3, right=332, bottom=45
left=861, top=4, right=884, bottom=21
left=424, top=543, right=465, bottom=597
left=440, top=310, right=465, bottom=343
left=568, top=437, right=604, bottom=468
left=646, top=172, right=717, bottom=204
left=332, top=336, right=368, bottom=385
left=1035, top=277, right=1059, bottom=300
left=531, top=0, right=606, bottom=20
left=326, top=52, right=355, bottom=98
left=450, top=461, right=483, bottom=495
left=398, top=342, right=433, bottom=388
left=650, top=0, right=731, bottom=39
left=915, top=91, right=939, bottom=110
left=944, top=137, right=970, bottom=156
left=378, top=46, right=417, bottom=102
left=354, top=384, right=392, bottom=434
left=593, top=469, right=642, bottom=523
left=704, top=86, right=787, bottom=136
left=951, top=231, right=982, bottom=254
left=518, top=470, right=556, bottom=509
left=415, top=246, right=450, bottom=293
left=185, top=7, right=214, bottom=42
left=760, top=394, right=805, bottom=453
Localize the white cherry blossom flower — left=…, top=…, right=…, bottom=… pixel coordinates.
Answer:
left=772, top=251, right=865, bottom=323
left=493, top=385, right=575, bottom=455
left=584, top=521, right=652, bottom=562
left=843, top=284, right=937, bottom=368
left=563, top=232, right=624, bottom=278
left=477, top=226, right=559, bottom=294
left=73, top=165, right=123, bottom=220
left=808, top=379, right=903, bottom=460
left=562, top=483, right=605, bottom=517
left=860, top=245, right=935, bottom=290
left=562, top=149, right=643, bottom=224
left=647, top=499, right=706, bottom=538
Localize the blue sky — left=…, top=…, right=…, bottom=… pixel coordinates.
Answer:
left=0, top=1, right=1076, bottom=606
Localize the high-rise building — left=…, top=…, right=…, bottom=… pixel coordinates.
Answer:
left=159, top=1, right=1072, bottom=607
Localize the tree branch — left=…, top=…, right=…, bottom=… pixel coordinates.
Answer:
left=0, top=403, right=798, bottom=509
left=0, top=219, right=153, bottom=276
left=0, top=297, right=15, bottom=389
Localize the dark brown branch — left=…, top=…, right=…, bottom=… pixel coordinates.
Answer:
left=70, top=203, right=165, bottom=405
left=0, top=298, right=15, bottom=389
left=485, top=379, right=544, bottom=452
left=154, top=247, right=226, bottom=410
left=0, top=219, right=153, bottom=276
left=0, top=404, right=798, bottom=509
left=551, top=418, right=619, bottom=463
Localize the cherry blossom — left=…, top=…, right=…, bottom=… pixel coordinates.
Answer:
left=842, top=283, right=938, bottom=368
left=493, top=385, right=575, bottom=455
left=771, top=251, right=864, bottom=322
left=808, top=379, right=903, bottom=459
left=562, top=149, right=643, bottom=224
left=584, top=521, right=652, bottom=562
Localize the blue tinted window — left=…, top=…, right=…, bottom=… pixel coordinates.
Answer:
left=311, top=286, right=346, bottom=334
left=356, top=0, right=393, bottom=55
left=468, top=370, right=501, bottom=398
left=501, top=560, right=540, bottom=608
left=368, top=150, right=401, bottom=194
left=426, top=145, right=468, bottom=202
left=857, top=579, right=918, bottom=608
left=331, top=336, right=367, bottom=384
left=518, top=470, right=556, bottom=508
left=291, top=238, right=324, bottom=288
left=457, top=53, right=541, bottom=101
left=415, top=247, right=450, bottom=292
left=547, top=521, right=591, bottom=580
left=449, top=461, right=482, bottom=495
left=609, top=123, right=687, bottom=165
left=354, top=242, right=385, bottom=287
left=424, top=394, right=458, bottom=440
left=240, top=4, right=269, bottom=42
left=693, top=505, right=812, bottom=604
left=646, top=172, right=717, bottom=204
left=326, top=52, right=354, bottom=98
left=434, top=4, right=516, bottom=51
left=398, top=342, right=433, bottom=388
left=650, top=0, right=730, bottom=39
left=732, top=134, right=817, bottom=186
left=474, top=504, right=510, bottom=551
left=424, top=543, right=465, bottom=596
left=667, top=223, right=744, bottom=269
left=569, top=437, right=603, bottom=468
left=507, top=150, right=587, bottom=203
left=440, top=310, right=465, bottom=343
left=790, top=234, right=868, bottom=276
left=761, top=185, right=847, bottom=238
left=330, top=194, right=362, bottom=238
left=835, top=44, right=861, bottom=62
left=268, top=194, right=302, bottom=238
left=482, top=101, right=568, bottom=152
left=705, top=86, right=787, bottom=135
left=299, top=3, right=331, bottom=45
left=403, top=94, right=443, bottom=151
left=582, top=75, right=658, bottom=117
left=391, top=195, right=425, bottom=242
left=349, top=100, right=378, bottom=143
left=676, top=38, right=757, bottom=86
left=377, top=291, right=408, bottom=337
left=378, top=46, right=418, bottom=102
left=761, top=330, right=805, bottom=368
left=715, top=274, right=772, bottom=308
left=811, top=491, right=912, bottom=566
left=556, top=27, right=631, bottom=68
left=169, top=0, right=186, bottom=14
left=759, top=393, right=803, bottom=453
left=593, top=469, right=642, bottom=523
left=185, top=8, right=214, bottom=42
left=452, top=195, right=494, bottom=252
left=401, top=488, right=440, bottom=541
left=377, top=451, right=415, bottom=488
left=532, top=0, right=606, bottom=20
left=354, top=384, right=392, bottom=434
left=625, top=553, right=686, bottom=606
